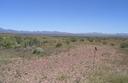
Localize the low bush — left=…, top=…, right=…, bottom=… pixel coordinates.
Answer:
left=120, top=42, right=128, bottom=49
left=70, top=38, right=77, bottom=42
left=33, top=47, right=44, bottom=54
left=55, top=43, right=62, bottom=48
left=80, top=38, right=84, bottom=42
left=88, top=38, right=94, bottom=42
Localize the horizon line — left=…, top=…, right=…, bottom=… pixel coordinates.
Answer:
left=0, top=27, right=128, bottom=34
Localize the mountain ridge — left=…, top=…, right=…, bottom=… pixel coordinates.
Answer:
left=0, top=27, right=128, bottom=38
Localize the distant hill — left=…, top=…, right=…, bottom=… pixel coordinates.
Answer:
left=0, top=27, right=73, bottom=36
left=0, top=27, right=128, bottom=38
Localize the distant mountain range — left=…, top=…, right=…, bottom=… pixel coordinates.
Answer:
left=0, top=27, right=128, bottom=38
left=0, top=27, right=73, bottom=36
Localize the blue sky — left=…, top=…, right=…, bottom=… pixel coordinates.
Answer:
left=0, top=0, right=128, bottom=33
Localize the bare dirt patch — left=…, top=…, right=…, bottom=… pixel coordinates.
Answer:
left=0, top=45, right=125, bottom=83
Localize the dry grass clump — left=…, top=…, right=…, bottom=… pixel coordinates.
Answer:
left=89, top=68, right=128, bottom=83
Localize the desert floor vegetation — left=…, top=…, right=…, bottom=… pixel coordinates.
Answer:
left=0, top=34, right=128, bottom=83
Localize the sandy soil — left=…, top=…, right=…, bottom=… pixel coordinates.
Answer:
left=0, top=45, right=118, bottom=83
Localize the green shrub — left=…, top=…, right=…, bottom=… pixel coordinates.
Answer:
left=120, top=42, right=128, bottom=49
left=80, top=38, right=84, bottom=42
left=55, top=43, right=62, bottom=48
left=33, top=47, right=44, bottom=54
left=88, top=38, right=94, bottom=42
left=65, top=40, right=70, bottom=45
left=70, top=38, right=77, bottom=42
left=0, top=36, right=17, bottom=48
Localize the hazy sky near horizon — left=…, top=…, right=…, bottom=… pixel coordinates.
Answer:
left=0, top=0, right=128, bottom=33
